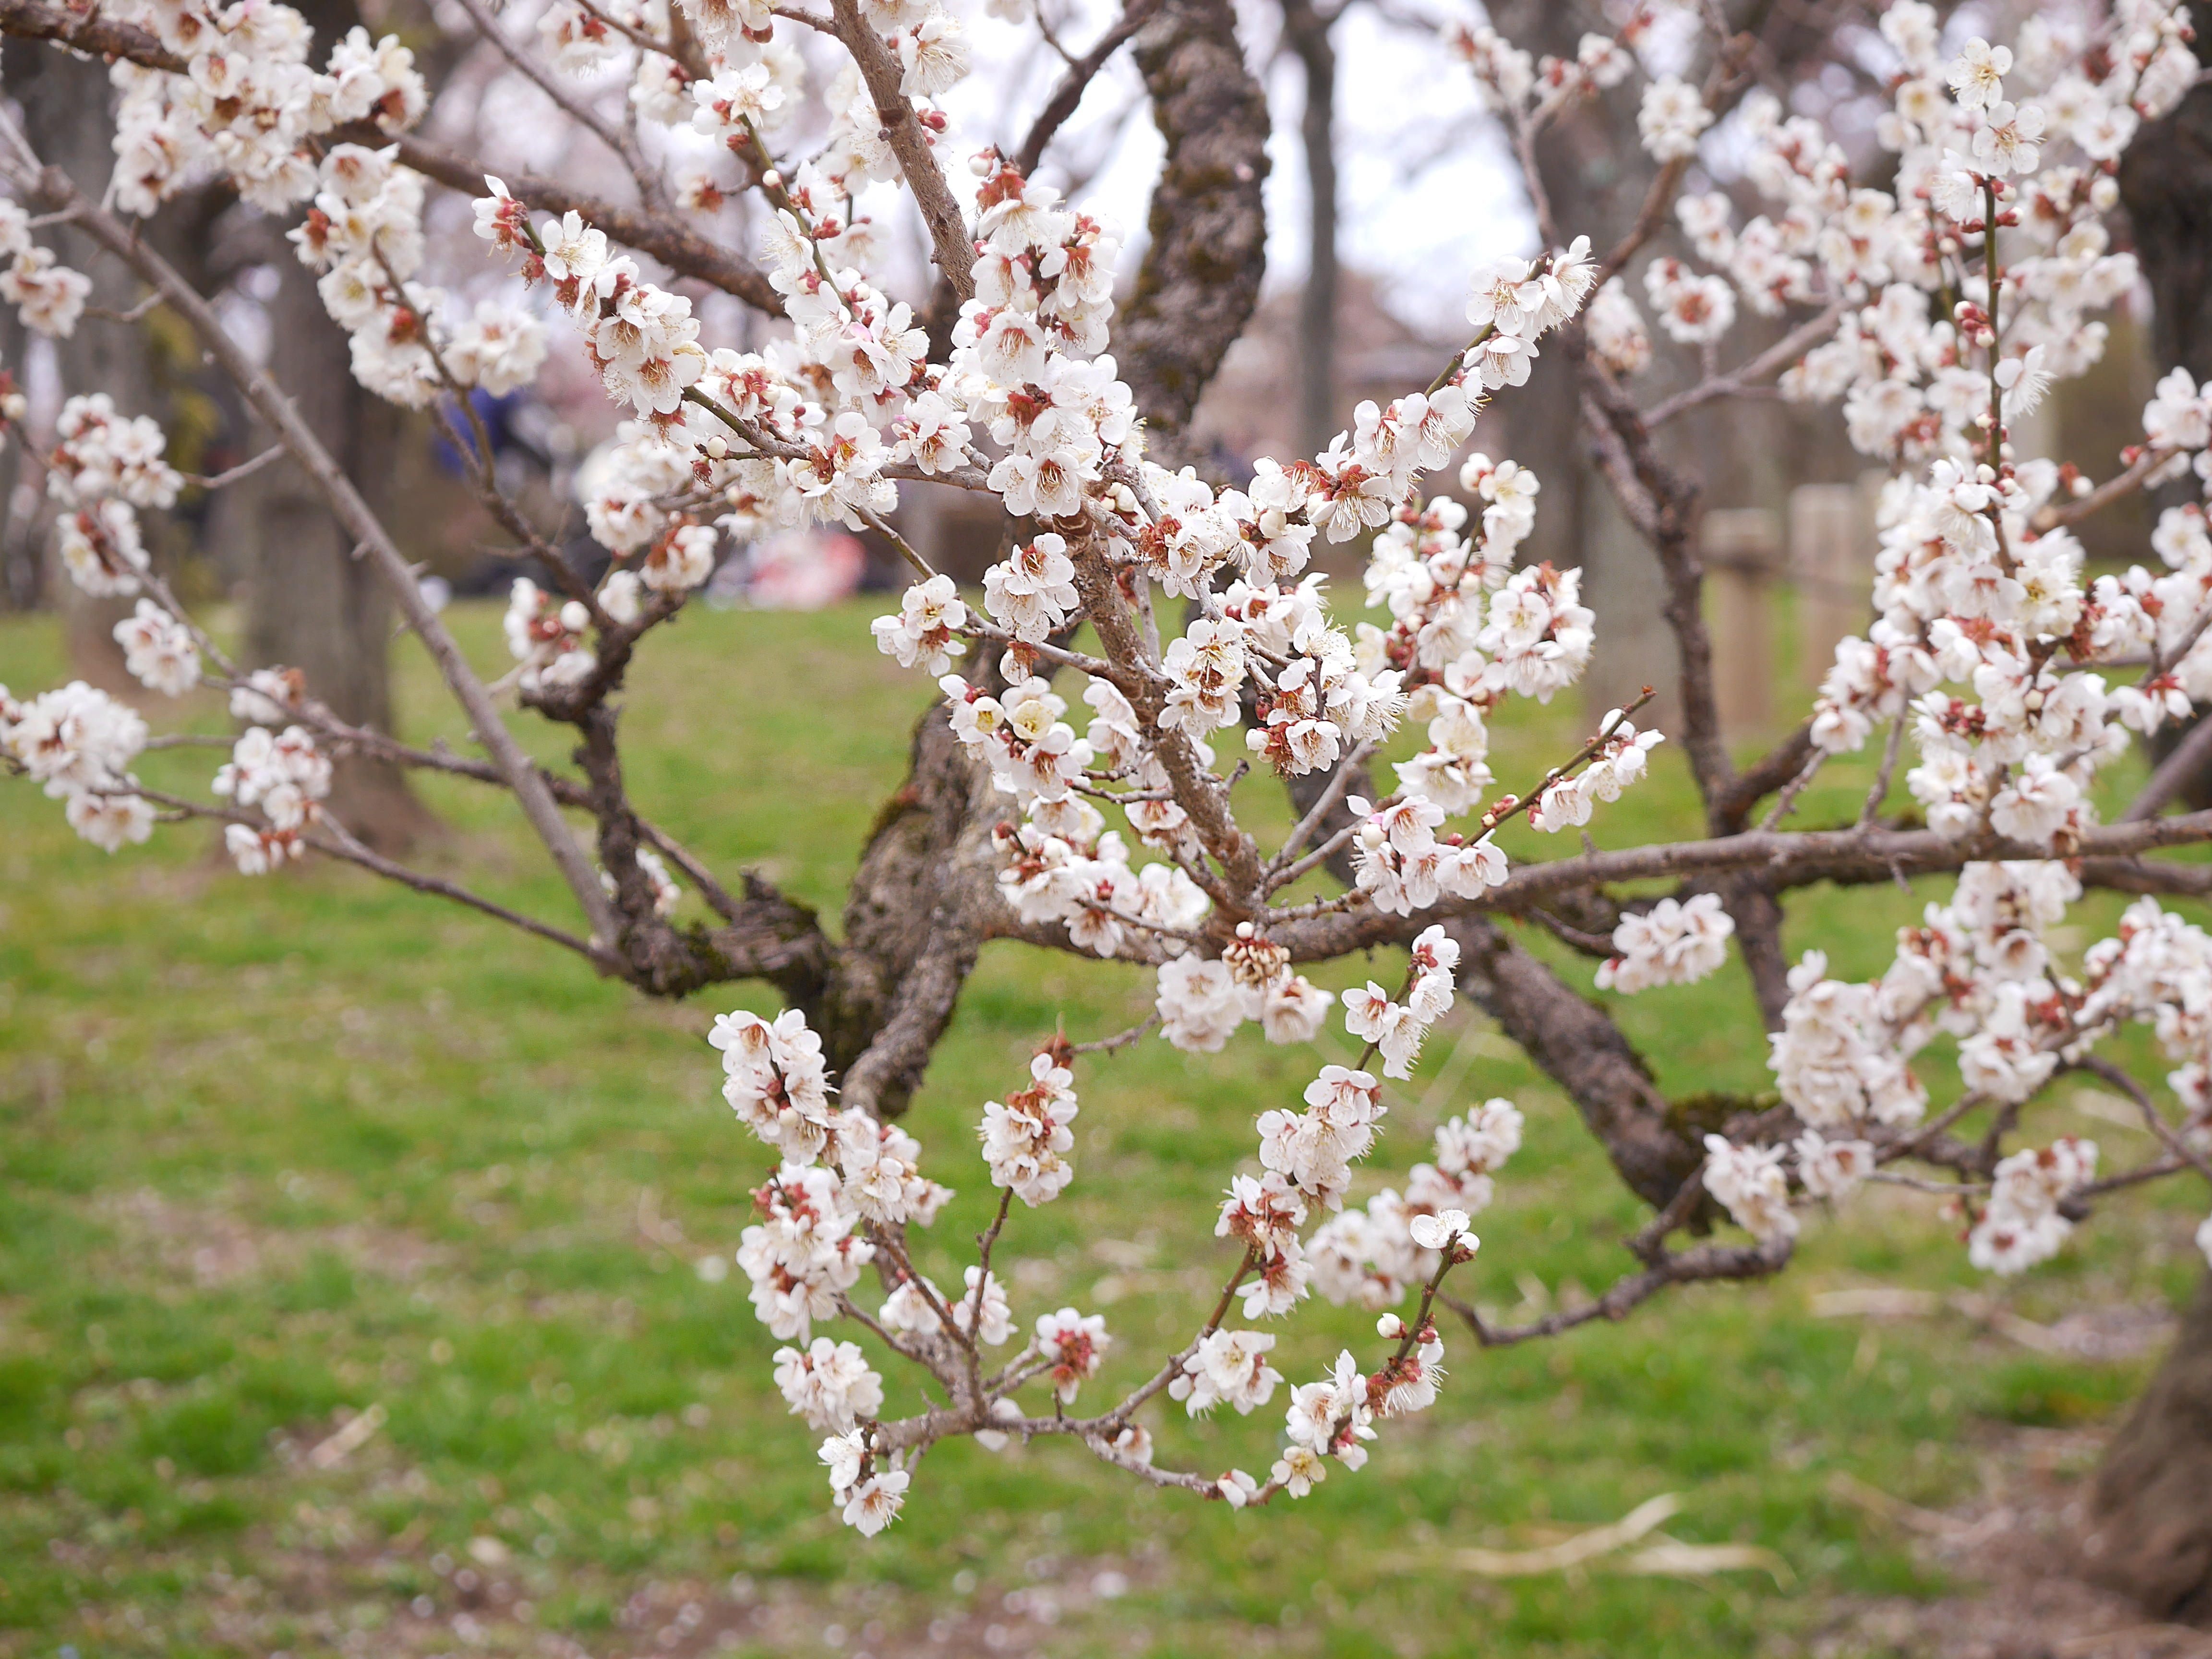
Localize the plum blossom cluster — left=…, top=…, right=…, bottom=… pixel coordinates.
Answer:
left=292, top=146, right=545, bottom=409
left=1639, top=17, right=2211, bottom=863
left=1230, top=929, right=1470, bottom=1288
left=0, top=198, right=91, bottom=338
left=1358, top=470, right=1561, bottom=812
left=1734, top=864, right=2212, bottom=1268
left=1703, top=1135, right=1795, bottom=1244
left=694, top=913, right=1515, bottom=1531
left=48, top=394, right=180, bottom=601
left=1596, top=892, right=1736, bottom=994
left=1307, top=1099, right=1521, bottom=1312
left=980, top=1039, right=1079, bottom=1205
left=1443, top=13, right=1637, bottom=125
left=104, top=0, right=425, bottom=215
left=5, top=389, right=359, bottom=867
left=214, top=724, right=334, bottom=874
left=112, top=601, right=200, bottom=700
left=98, top=0, right=447, bottom=409
left=1770, top=860, right=2086, bottom=1134
left=1970, top=1136, right=2098, bottom=1274
left=0, top=681, right=153, bottom=852
left=994, top=797, right=1213, bottom=960
left=502, top=578, right=600, bottom=696
left=1152, top=926, right=1334, bottom=1056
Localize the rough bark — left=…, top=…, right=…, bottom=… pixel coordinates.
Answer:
left=814, top=692, right=1007, bottom=1119
left=1116, top=0, right=1270, bottom=447
left=2121, top=33, right=2212, bottom=817
left=2086, top=28, right=2212, bottom=1619
left=2085, top=1272, right=2212, bottom=1622
left=1280, top=0, right=1337, bottom=458
left=2120, top=46, right=2212, bottom=394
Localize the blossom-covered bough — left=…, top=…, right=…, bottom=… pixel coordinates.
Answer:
left=6, top=0, right=2212, bottom=1555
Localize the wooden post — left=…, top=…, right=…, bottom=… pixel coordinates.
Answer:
left=1580, top=460, right=1683, bottom=733
left=1788, top=481, right=1875, bottom=691
left=1702, top=507, right=1780, bottom=741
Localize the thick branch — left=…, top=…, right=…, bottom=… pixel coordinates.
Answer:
left=2128, top=715, right=2212, bottom=822
left=1266, top=808, right=2212, bottom=961
left=816, top=695, right=1011, bottom=1117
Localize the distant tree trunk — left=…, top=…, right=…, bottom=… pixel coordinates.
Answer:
left=1281, top=0, right=1337, bottom=457
left=229, top=247, right=434, bottom=850
left=222, top=0, right=435, bottom=853
left=7, top=48, right=145, bottom=686
left=2084, top=35, right=2212, bottom=1624
left=0, top=304, right=31, bottom=611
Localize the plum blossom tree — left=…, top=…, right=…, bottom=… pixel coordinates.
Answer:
left=8, top=0, right=2212, bottom=1607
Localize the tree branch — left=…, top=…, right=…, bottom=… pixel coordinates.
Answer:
left=825, top=0, right=977, bottom=302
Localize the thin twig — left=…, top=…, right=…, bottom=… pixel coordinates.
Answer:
left=449, top=0, right=659, bottom=204
left=1643, top=302, right=1845, bottom=429
left=1014, top=0, right=1163, bottom=176
left=185, top=444, right=287, bottom=491
left=1857, top=713, right=1906, bottom=828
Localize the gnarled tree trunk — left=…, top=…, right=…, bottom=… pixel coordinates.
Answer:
left=2085, top=30, right=2212, bottom=1622
left=2085, top=1272, right=2212, bottom=1622
left=798, top=0, right=1274, bottom=1120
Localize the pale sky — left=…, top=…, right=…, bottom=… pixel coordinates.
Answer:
left=937, top=0, right=1538, bottom=337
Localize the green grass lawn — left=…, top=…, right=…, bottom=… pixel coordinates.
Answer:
left=1, top=599, right=2206, bottom=1658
